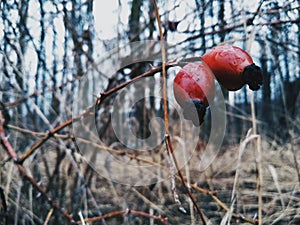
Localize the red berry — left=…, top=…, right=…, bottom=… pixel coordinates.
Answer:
left=201, top=45, right=262, bottom=91
left=173, top=62, right=215, bottom=125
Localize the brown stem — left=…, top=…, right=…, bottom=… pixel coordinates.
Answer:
left=192, top=185, right=258, bottom=224
left=17, top=105, right=94, bottom=164
left=152, top=0, right=169, bottom=134
left=99, top=62, right=174, bottom=101
left=152, top=0, right=206, bottom=223
left=165, top=136, right=207, bottom=225
left=0, top=112, right=75, bottom=224
left=17, top=61, right=178, bottom=165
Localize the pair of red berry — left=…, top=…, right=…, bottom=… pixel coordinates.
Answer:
left=173, top=45, right=263, bottom=125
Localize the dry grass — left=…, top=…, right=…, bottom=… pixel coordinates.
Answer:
left=200, top=138, right=300, bottom=224
left=1, top=119, right=299, bottom=225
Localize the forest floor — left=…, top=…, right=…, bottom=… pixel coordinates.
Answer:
left=1, top=133, right=299, bottom=225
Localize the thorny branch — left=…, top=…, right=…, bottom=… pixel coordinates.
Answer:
left=16, top=60, right=178, bottom=164
left=1, top=56, right=260, bottom=224
left=153, top=0, right=207, bottom=224
left=0, top=112, right=76, bottom=223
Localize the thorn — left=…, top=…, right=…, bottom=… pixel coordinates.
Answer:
left=125, top=208, right=131, bottom=215
left=178, top=206, right=187, bottom=214
left=149, top=63, right=156, bottom=69
left=212, top=190, right=218, bottom=196
left=169, top=57, right=178, bottom=63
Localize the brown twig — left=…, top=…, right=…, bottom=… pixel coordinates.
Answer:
left=165, top=136, right=207, bottom=224
left=99, top=61, right=175, bottom=101
left=192, top=184, right=258, bottom=224
left=152, top=0, right=169, bottom=133
left=17, top=106, right=94, bottom=164
left=43, top=208, right=54, bottom=225
left=17, top=61, right=178, bottom=165
left=0, top=112, right=75, bottom=224
left=76, top=208, right=169, bottom=225
left=152, top=0, right=207, bottom=224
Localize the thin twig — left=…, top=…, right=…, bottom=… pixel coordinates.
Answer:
left=152, top=0, right=207, bottom=224
left=152, top=0, right=169, bottom=133
left=0, top=112, right=75, bottom=224
left=17, top=60, right=178, bottom=165
left=43, top=208, right=54, bottom=225
left=76, top=208, right=169, bottom=225
left=17, top=107, right=94, bottom=164
left=165, top=136, right=207, bottom=224
left=99, top=61, right=175, bottom=101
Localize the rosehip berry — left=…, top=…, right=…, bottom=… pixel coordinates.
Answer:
left=201, top=45, right=262, bottom=91
left=173, top=62, right=215, bottom=125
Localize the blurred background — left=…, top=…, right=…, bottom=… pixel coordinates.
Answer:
left=0, top=0, right=299, bottom=224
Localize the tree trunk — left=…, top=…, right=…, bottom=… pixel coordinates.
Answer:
left=129, top=0, right=143, bottom=41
